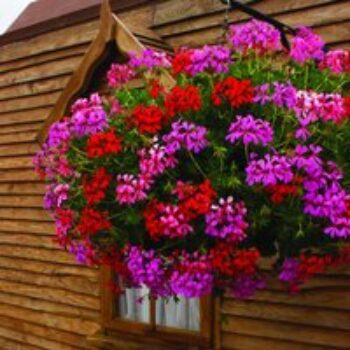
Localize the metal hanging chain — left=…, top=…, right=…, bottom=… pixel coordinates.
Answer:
left=220, top=0, right=231, bottom=39
left=220, top=0, right=297, bottom=50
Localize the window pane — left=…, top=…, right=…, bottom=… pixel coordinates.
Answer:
left=156, top=297, right=200, bottom=331
left=118, top=287, right=150, bottom=323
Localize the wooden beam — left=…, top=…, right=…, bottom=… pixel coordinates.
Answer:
left=37, top=0, right=115, bottom=144
left=37, top=0, right=176, bottom=145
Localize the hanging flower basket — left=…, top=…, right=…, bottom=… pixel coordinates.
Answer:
left=35, top=19, right=350, bottom=299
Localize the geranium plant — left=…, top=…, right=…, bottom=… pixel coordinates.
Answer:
left=35, top=20, right=350, bottom=298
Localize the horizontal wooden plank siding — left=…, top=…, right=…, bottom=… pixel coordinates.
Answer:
left=0, top=14, right=101, bottom=348
left=153, top=0, right=350, bottom=48
left=0, top=1, right=170, bottom=347
left=151, top=2, right=350, bottom=348
left=220, top=270, right=350, bottom=349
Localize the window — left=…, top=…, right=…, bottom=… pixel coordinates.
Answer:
left=101, top=267, right=213, bottom=348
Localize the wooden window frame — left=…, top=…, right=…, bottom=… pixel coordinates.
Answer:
left=100, top=267, right=214, bottom=348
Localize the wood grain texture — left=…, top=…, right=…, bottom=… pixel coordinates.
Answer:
left=221, top=268, right=350, bottom=349
left=153, top=0, right=338, bottom=35
left=0, top=208, right=50, bottom=220
left=0, top=122, right=44, bottom=135
left=0, top=268, right=98, bottom=296
left=0, top=108, right=50, bottom=126
left=0, top=183, right=46, bottom=197
left=0, top=336, right=43, bottom=350
left=0, top=156, right=37, bottom=169
left=0, top=315, right=94, bottom=349
left=0, top=56, right=82, bottom=89
left=153, top=0, right=259, bottom=26
left=222, top=332, right=341, bottom=350
left=0, top=281, right=99, bottom=311
left=153, top=0, right=350, bottom=49
left=0, top=196, right=44, bottom=208
left=0, top=20, right=99, bottom=64
left=222, top=299, right=350, bottom=330
left=0, top=233, right=57, bottom=248
left=0, top=43, right=89, bottom=74
left=0, top=245, right=79, bottom=264
left=0, top=75, right=70, bottom=101
left=0, top=169, right=39, bottom=182
left=0, top=291, right=98, bottom=321
left=0, top=131, right=39, bottom=145
left=222, top=316, right=350, bottom=348
left=0, top=143, right=40, bottom=157
left=0, top=325, right=76, bottom=350
left=0, top=303, right=100, bottom=335
left=0, top=256, right=98, bottom=278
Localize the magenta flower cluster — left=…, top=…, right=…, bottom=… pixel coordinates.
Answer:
left=44, top=183, right=70, bottom=210
left=231, top=275, right=266, bottom=299
left=246, top=153, right=294, bottom=186
left=170, top=252, right=214, bottom=298
left=35, top=18, right=350, bottom=301
left=162, top=120, right=208, bottom=154
left=226, top=114, right=273, bottom=146
left=157, top=204, right=193, bottom=239
left=129, top=48, right=171, bottom=71
left=319, top=49, right=350, bottom=74
left=115, top=174, right=151, bottom=205
left=188, top=45, right=232, bottom=75
left=205, top=197, right=248, bottom=242
left=293, top=145, right=350, bottom=238
left=71, top=93, right=108, bottom=137
left=290, top=27, right=325, bottom=63
left=138, top=142, right=178, bottom=177
left=127, top=246, right=167, bottom=294
left=229, top=19, right=282, bottom=53
left=116, top=142, right=177, bottom=205
left=107, top=63, right=135, bottom=89
left=255, top=82, right=347, bottom=139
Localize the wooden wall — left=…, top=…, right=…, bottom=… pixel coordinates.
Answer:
left=0, top=4, right=162, bottom=349
left=152, top=2, right=350, bottom=347
left=0, top=0, right=349, bottom=349
left=0, top=19, right=101, bottom=350
left=151, top=0, right=350, bottom=49
left=218, top=269, right=350, bottom=350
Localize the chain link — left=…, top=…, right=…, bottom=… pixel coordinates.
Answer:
left=220, top=0, right=231, bottom=41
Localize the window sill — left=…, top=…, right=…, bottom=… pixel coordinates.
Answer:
left=87, top=330, right=208, bottom=350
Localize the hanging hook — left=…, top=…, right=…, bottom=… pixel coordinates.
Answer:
left=219, top=0, right=297, bottom=50
left=220, top=0, right=231, bottom=41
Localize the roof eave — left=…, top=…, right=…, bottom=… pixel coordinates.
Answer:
left=0, top=0, right=150, bottom=47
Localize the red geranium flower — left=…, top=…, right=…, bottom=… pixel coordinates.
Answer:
left=86, top=130, right=122, bottom=158
left=149, top=79, right=164, bottom=99
left=212, top=77, right=253, bottom=108
left=174, top=180, right=217, bottom=219
left=143, top=200, right=192, bottom=241
left=54, top=208, right=74, bottom=246
left=83, top=168, right=112, bottom=205
left=343, top=97, right=350, bottom=119
left=132, top=104, right=164, bottom=134
left=265, top=175, right=304, bottom=204
left=285, top=247, right=350, bottom=293
left=346, top=201, right=350, bottom=217
left=172, top=50, right=193, bottom=76
left=77, top=207, right=112, bottom=236
left=210, top=242, right=260, bottom=278
left=165, top=85, right=202, bottom=118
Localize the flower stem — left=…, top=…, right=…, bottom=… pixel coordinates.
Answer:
left=187, top=150, right=207, bottom=178
left=244, top=144, right=250, bottom=162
